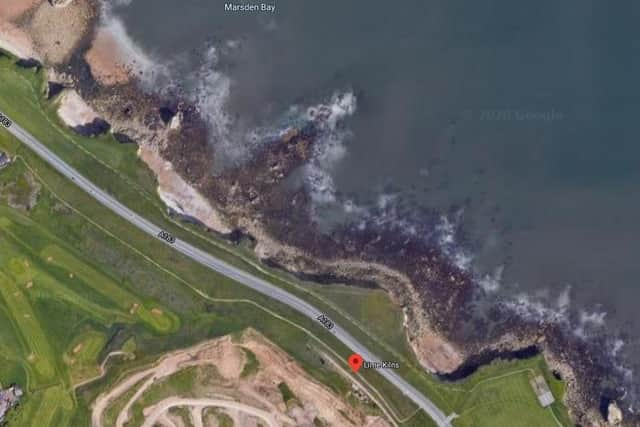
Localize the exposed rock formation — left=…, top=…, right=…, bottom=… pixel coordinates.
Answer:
left=49, top=0, right=75, bottom=7
left=1, top=2, right=636, bottom=424
left=30, top=0, right=94, bottom=64
left=608, top=402, right=624, bottom=425
left=85, top=26, right=133, bottom=86
left=0, top=0, right=94, bottom=66
left=57, top=89, right=110, bottom=136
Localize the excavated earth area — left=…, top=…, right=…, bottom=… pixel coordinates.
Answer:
left=91, top=329, right=389, bottom=427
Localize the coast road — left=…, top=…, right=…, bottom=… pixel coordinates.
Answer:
left=0, top=111, right=453, bottom=427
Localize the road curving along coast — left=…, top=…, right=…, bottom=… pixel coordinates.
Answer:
left=0, top=110, right=454, bottom=427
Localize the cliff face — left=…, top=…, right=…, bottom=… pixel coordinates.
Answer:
left=1, top=3, right=634, bottom=425
left=111, top=97, right=620, bottom=425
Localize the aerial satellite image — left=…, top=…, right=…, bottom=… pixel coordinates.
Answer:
left=0, top=1, right=637, bottom=426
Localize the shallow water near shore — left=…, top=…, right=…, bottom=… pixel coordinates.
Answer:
left=106, top=0, right=640, bottom=400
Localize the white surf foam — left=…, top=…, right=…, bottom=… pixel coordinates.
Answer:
left=574, top=309, right=607, bottom=338
left=100, top=2, right=238, bottom=158
left=99, top=2, right=171, bottom=88
left=477, top=265, right=504, bottom=292
left=502, top=286, right=572, bottom=325
left=433, top=212, right=474, bottom=271
left=189, top=46, right=233, bottom=151
left=302, top=92, right=357, bottom=205
left=501, top=284, right=636, bottom=406
left=110, top=0, right=133, bottom=6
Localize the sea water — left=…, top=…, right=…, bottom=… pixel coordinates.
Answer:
left=106, top=0, right=640, bottom=394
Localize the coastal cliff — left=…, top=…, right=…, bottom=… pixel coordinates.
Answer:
left=0, top=2, right=634, bottom=426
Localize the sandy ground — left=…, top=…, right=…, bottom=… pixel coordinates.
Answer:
left=51, top=0, right=75, bottom=7
left=57, top=89, right=101, bottom=127
left=0, top=22, right=41, bottom=60
left=242, top=330, right=381, bottom=427
left=84, top=27, right=132, bottom=86
left=92, top=336, right=248, bottom=427
left=92, top=329, right=391, bottom=427
left=412, top=329, right=464, bottom=374
left=158, top=414, right=178, bottom=427
left=142, top=398, right=279, bottom=427
left=0, top=0, right=93, bottom=64
left=189, top=407, right=204, bottom=427
left=139, top=145, right=232, bottom=233
left=0, top=0, right=42, bottom=22
left=29, top=0, right=93, bottom=64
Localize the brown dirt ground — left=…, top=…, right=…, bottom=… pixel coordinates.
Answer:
left=85, top=27, right=132, bottom=86
left=0, top=0, right=42, bottom=22
left=0, top=21, right=40, bottom=59
left=57, top=89, right=100, bottom=127
left=29, top=0, right=94, bottom=64
left=93, top=329, right=391, bottom=427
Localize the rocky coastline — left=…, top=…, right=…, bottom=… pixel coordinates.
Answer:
left=0, top=1, right=634, bottom=425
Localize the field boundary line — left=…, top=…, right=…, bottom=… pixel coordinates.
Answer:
left=466, top=368, right=534, bottom=394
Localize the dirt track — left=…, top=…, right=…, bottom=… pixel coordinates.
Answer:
left=91, top=330, right=390, bottom=427
left=141, top=397, right=282, bottom=427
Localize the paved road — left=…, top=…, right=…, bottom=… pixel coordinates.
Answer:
left=1, top=113, right=453, bottom=427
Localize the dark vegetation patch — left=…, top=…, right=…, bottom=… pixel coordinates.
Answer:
left=47, top=82, right=65, bottom=99
left=239, top=347, right=259, bottom=378
left=71, top=118, right=111, bottom=137
left=438, top=345, right=539, bottom=382
left=277, top=381, right=296, bottom=403
left=15, top=58, right=40, bottom=69
left=159, top=106, right=177, bottom=125
left=112, top=132, right=136, bottom=144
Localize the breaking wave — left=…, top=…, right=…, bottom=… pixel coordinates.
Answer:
left=477, top=265, right=504, bottom=292
left=501, top=285, right=636, bottom=408
left=99, top=1, right=171, bottom=88
left=187, top=46, right=233, bottom=155
left=100, top=1, right=237, bottom=161
left=433, top=213, right=474, bottom=271
left=302, top=92, right=356, bottom=205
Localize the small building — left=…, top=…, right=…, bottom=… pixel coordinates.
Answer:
left=0, top=384, right=23, bottom=422
left=530, top=375, right=555, bottom=407
left=0, top=152, right=10, bottom=169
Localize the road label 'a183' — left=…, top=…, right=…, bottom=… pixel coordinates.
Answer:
left=157, top=230, right=175, bottom=244
left=0, top=113, right=12, bottom=128
left=316, top=314, right=334, bottom=330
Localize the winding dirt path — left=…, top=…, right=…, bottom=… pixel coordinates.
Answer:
left=141, top=398, right=279, bottom=427
left=189, top=406, right=203, bottom=427
left=73, top=351, right=132, bottom=391
left=91, top=368, right=152, bottom=427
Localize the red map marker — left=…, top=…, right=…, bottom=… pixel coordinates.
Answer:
left=348, top=353, right=363, bottom=373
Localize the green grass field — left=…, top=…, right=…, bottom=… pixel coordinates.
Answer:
left=0, top=51, right=572, bottom=426
left=445, top=357, right=571, bottom=427
left=0, top=183, right=181, bottom=426
left=64, top=329, right=107, bottom=383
